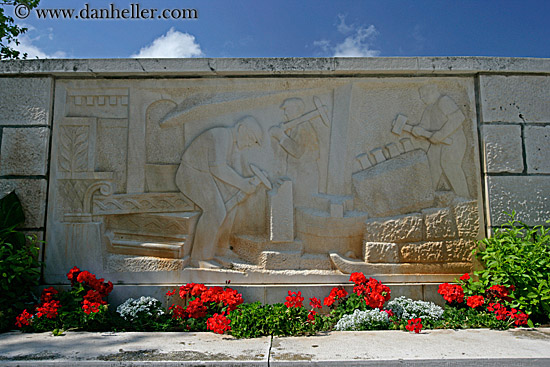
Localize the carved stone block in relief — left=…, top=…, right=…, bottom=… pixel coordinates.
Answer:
left=45, top=77, right=483, bottom=283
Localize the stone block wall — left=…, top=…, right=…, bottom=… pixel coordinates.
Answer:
left=0, top=58, right=549, bottom=303
left=0, top=77, right=52, bottom=250
left=480, top=75, right=550, bottom=229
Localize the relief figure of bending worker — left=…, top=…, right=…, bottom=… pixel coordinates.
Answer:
left=175, top=116, right=263, bottom=269
left=415, top=84, right=469, bottom=198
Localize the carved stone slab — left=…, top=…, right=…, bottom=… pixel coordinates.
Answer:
left=45, top=77, right=484, bottom=285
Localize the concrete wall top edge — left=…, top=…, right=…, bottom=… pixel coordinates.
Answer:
left=1, top=56, right=550, bottom=77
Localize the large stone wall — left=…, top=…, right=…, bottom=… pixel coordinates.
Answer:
left=0, top=77, right=52, bottom=256
left=0, top=58, right=548, bottom=304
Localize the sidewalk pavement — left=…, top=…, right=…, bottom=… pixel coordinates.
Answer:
left=1, top=328, right=550, bottom=366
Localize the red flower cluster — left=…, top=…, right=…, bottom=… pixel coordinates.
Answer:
left=509, top=308, right=529, bottom=326
left=167, top=283, right=243, bottom=333
left=323, top=286, right=348, bottom=307
left=16, top=286, right=63, bottom=327
left=67, top=267, right=113, bottom=315
left=207, top=313, right=231, bottom=334
left=438, top=283, right=465, bottom=304
left=35, top=300, right=61, bottom=319
left=487, top=285, right=515, bottom=302
left=284, top=291, right=304, bottom=308
left=487, top=302, right=529, bottom=326
left=460, top=273, right=470, bottom=281
left=466, top=295, right=485, bottom=309
left=15, top=309, right=33, bottom=327
left=40, top=287, right=59, bottom=303
left=309, top=297, right=322, bottom=309
left=405, top=318, right=423, bottom=333
left=186, top=298, right=208, bottom=319
left=351, top=273, right=391, bottom=309
left=167, top=283, right=244, bottom=314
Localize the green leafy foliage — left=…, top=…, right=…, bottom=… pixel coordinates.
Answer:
left=228, top=302, right=326, bottom=338
left=0, top=0, right=41, bottom=59
left=431, top=306, right=512, bottom=330
left=475, top=212, right=550, bottom=322
left=0, top=192, right=41, bottom=331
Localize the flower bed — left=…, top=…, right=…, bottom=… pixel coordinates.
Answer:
left=11, top=267, right=540, bottom=337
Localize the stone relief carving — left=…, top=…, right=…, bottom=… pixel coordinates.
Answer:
left=46, top=78, right=484, bottom=282
left=175, top=115, right=266, bottom=268
left=391, top=85, right=469, bottom=197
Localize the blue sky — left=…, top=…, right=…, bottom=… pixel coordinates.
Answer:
left=8, top=0, right=550, bottom=59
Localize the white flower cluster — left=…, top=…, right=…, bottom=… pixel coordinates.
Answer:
left=116, top=296, right=165, bottom=322
left=334, top=308, right=390, bottom=331
left=386, top=296, right=444, bottom=320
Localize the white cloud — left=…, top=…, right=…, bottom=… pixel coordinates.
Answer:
left=336, top=14, right=354, bottom=34
left=334, top=25, right=380, bottom=57
left=315, top=15, right=380, bottom=57
left=9, top=34, right=67, bottom=59
left=132, top=28, right=203, bottom=58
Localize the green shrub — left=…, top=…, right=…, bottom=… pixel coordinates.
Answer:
left=475, top=212, right=550, bottom=323
left=0, top=192, right=41, bottom=331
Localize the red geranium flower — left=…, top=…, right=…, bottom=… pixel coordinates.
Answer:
left=169, top=304, right=186, bottom=320
left=40, top=287, right=58, bottom=303
left=206, top=313, right=231, bottom=334
left=82, top=300, right=101, bottom=315
left=466, top=295, right=484, bottom=309
left=438, top=283, right=464, bottom=304
left=220, top=288, right=244, bottom=311
left=307, top=310, right=317, bottom=322
left=36, top=300, right=61, bottom=319
left=460, top=273, right=470, bottom=281
left=185, top=298, right=207, bottom=319
left=487, top=302, right=509, bottom=320
left=284, top=291, right=304, bottom=308
left=309, top=297, right=322, bottom=309
left=350, top=272, right=367, bottom=285
left=67, top=266, right=81, bottom=286
left=324, top=286, right=348, bottom=307
left=487, top=285, right=514, bottom=302
left=15, top=309, right=33, bottom=328
left=405, top=318, right=423, bottom=333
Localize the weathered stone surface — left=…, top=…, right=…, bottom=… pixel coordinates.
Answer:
left=487, top=176, right=550, bottom=226
left=352, top=149, right=434, bottom=218
left=259, top=251, right=301, bottom=270
left=482, top=124, right=524, bottom=173
left=453, top=200, right=481, bottom=239
left=525, top=126, right=550, bottom=173
left=481, top=75, right=550, bottom=123
left=364, top=214, right=423, bottom=243
left=445, top=239, right=476, bottom=262
left=269, top=179, right=294, bottom=242
left=3, top=57, right=550, bottom=76
left=0, top=77, right=52, bottom=125
left=0, top=127, right=50, bottom=175
left=422, top=207, right=458, bottom=241
left=364, top=242, right=399, bottom=263
left=0, top=179, right=47, bottom=228
left=400, top=242, right=444, bottom=263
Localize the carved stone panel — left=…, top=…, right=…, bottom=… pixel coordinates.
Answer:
left=45, top=77, right=484, bottom=285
